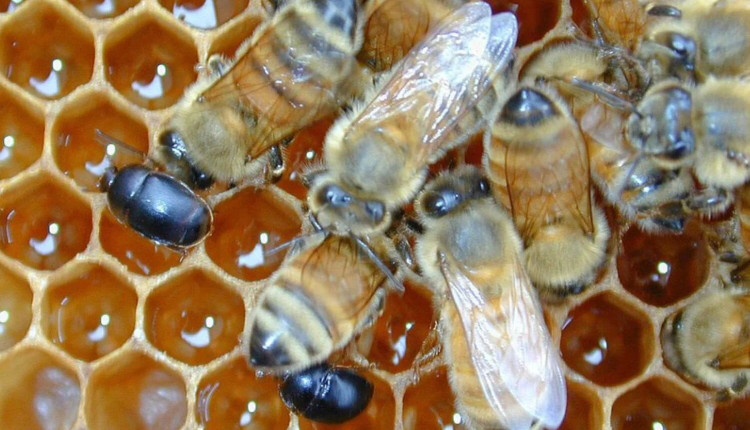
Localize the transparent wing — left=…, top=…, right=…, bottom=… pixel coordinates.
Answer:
left=438, top=251, right=567, bottom=430
left=351, top=2, right=517, bottom=162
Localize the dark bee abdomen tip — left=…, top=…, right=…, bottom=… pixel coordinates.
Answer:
left=501, top=87, right=558, bottom=126
left=248, top=328, right=293, bottom=368
left=280, top=363, right=374, bottom=424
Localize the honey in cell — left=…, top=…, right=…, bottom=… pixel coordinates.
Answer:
left=0, top=2, right=94, bottom=100
left=0, top=86, right=43, bottom=180
left=205, top=186, right=301, bottom=282
left=42, top=265, right=137, bottom=362
left=160, top=0, right=249, bottom=29
left=560, top=292, right=653, bottom=386
left=617, top=220, right=709, bottom=307
left=103, top=16, right=197, bottom=110
left=99, top=210, right=186, bottom=276
left=0, top=263, right=31, bottom=352
left=0, top=177, right=92, bottom=271
left=53, top=94, right=148, bottom=192
left=196, top=357, right=290, bottom=429
left=85, top=351, right=187, bottom=430
left=145, top=270, right=245, bottom=365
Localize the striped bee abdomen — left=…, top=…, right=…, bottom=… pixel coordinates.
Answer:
left=247, top=236, right=386, bottom=374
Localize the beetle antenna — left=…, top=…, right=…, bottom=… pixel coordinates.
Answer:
left=94, top=129, right=148, bottom=161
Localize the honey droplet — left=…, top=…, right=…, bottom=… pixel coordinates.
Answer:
left=42, top=265, right=136, bottom=362
left=560, top=293, right=652, bottom=386
left=402, top=367, right=468, bottom=430
left=145, top=270, right=245, bottom=365
left=206, top=187, right=301, bottom=282
left=197, top=357, right=290, bottom=429
left=611, top=378, right=703, bottom=430
left=104, top=19, right=197, bottom=110
left=99, top=210, right=185, bottom=276
left=617, top=220, right=709, bottom=307
left=0, top=179, right=92, bottom=271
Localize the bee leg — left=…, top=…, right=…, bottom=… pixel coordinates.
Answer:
left=267, top=144, right=286, bottom=183
left=206, top=54, right=232, bottom=77
left=410, top=322, right=443, bottom=382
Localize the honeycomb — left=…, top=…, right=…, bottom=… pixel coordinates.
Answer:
left=0, top=0, right=747, bottom=429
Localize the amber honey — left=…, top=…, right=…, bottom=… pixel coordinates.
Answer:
left=145, top=270, right=245, bottom=365
left=53, top=93, right=149, bottom=192
left=42, top=265, right=137, bottom=362
left=0, top=0, right=747, bottom=428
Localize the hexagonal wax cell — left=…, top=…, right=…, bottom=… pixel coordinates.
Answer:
left=0, top=1, right=94, bottom=99
left=0, top=175, right=92, bottom=271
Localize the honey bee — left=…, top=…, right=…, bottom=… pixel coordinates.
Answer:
left=358, top=0, right=468, bottom=72
left=662, top=288, right=750, bottom=399
left=690, top=77, right=750, bottom=190
left=638, top=0, right=750, bottom=83
left=523, top=40, right=735, bottom=232
left=485, top=84, right=610, bottom=296
left=246, top=233, right=388, bottom=374
left=157, top=0, right=367, bottom=188
left=414, top=166, right=566, bottom=430
left=307, top=2, right=518, bottom=236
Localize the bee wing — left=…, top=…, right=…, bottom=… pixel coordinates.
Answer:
left=359, top=0, right=465, bottom=72
left=504, top=122, right=595, bottom=238
left=352, top=2, right=517, bottom=163
left=438, top=252, right=567, bottom=430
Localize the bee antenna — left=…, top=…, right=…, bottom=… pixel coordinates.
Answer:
left=349, top=233, right=405, bottom=293
left=569, top=78, right=637, bottom=113
left=263, top=230, right=327, bottom=258
left=94, top=129, right=148, bottom=160
left=619, top=154, right=645, bottom=201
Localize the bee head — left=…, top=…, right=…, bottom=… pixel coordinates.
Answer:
left=417, top=166, right=491, bottom=219
left=308, top=178, right=390, bottom=236
left=157, top=130, right=214, bottom=190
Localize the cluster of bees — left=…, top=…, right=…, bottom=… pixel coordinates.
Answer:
left=95, top=0, right=750, bottom=428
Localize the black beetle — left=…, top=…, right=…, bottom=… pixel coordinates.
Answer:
left=279, top=363, right=374, bottom=424
left=100, top=164, right=213, bottom=249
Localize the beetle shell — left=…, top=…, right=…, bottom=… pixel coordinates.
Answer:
left=103, top=165, right=212, bottom=248
left=279, top=363, right=374, bottom=424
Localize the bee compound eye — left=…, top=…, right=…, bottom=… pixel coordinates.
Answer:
left=423, top=192, right=448, bottom=217
left=364, top=201, right=385, bottom=223
left=475, top=177, right=491, bottom=196
left=189, top=166, right=214, bottom=190
left=648, top=4, right=682, bottom=18
left=159, top=130, right=188, bottom=157
left=322, top=184, right=351, bottom=207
